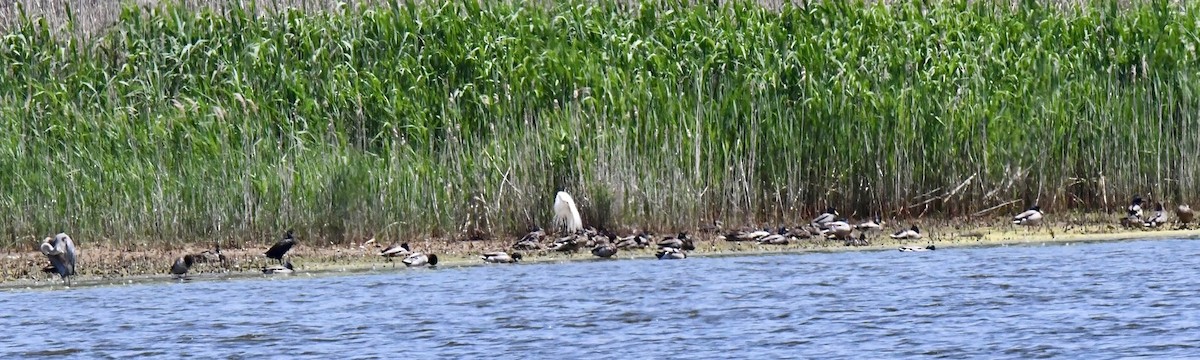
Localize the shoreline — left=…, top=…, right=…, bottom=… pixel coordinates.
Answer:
left=4, top=219, right=1199, bottom=291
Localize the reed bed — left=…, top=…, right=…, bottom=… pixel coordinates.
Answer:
left=1, top=0, right=1199, bottom=249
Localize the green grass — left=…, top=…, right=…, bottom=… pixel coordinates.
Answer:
left=2, top=0, right=1199, bottom=247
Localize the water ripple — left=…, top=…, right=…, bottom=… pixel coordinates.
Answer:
left=5, top=239, right=1200, bottom=357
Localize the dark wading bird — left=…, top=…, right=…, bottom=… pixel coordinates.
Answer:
left=171, top=255, right=196, bottom=279
left=40, top=233, right=77, bottom=286
left=264, top=230, right=297, bottom=264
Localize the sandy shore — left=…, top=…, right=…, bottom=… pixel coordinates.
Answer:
left=4, top=215, right=1199, bottom=290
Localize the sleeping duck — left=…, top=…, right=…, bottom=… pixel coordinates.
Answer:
left=1143, top=202, right=1167, bottom=228
left=1012, top=205, right=1044, bottom=226
left=890, top=225, right=922, bottom=239
left=656, top=247, right=687, bottom=260
left=402, top=253, right=439, bottom=267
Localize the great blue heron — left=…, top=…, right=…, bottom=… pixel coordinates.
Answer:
left=264, top=229, right=296, bottom=264
left=552, top=191, right=583, bottom=235
left=40, top=233, right=77, bottom=286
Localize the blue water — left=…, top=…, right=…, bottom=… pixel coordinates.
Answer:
left=5, top=239, right=1200, bottom=358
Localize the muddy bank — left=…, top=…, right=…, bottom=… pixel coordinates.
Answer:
left=3, top=215, right=1198, bottom=290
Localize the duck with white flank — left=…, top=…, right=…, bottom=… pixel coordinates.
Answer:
left=1143, top=203, right=1167, bottom=228
left=482, top=252, right=522, bottom=263
left=656, top=247, right=687, bottom=260
left=822, top=219, right=854, bottom=240
left=812, top=207, right=839, bottom=229
left=262, top=261, right=295, bottom=274
left=1012, top=205, right=1044, bottom=226
left=899, top=245, right=936, bottom=252
left=403, top=252, right=439, bottom=268
left=890, top=225, right=922, bottom=240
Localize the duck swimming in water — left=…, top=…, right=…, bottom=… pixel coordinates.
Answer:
left=899, top=244, right=936, bottom=252
left=482, top=251, right=522, bottom=263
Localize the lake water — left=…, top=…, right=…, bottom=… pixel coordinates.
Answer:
left=4, top=238, right=1200, bottom=358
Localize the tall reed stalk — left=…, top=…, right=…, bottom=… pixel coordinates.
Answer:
left=2, top=0, right=1198, bottom=247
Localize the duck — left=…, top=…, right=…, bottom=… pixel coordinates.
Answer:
left=1127, top=195, right=1145, bottom=219
left=171, top=254, right=195, bottom=279
left=899, top=244, right=936, bottom=252
left=845, top=232, right=870, bottom=247
left=756, top=227, right=791, bottom=245
left=481, top=251, right=522, bottom=263
left=402, top=253, right=439, bottom=267
left=264, top=229, right=297, bottom=264
left=720, top=227, right=770, bottom=242
left=1012, top=205, right=1044, bottom=226
left=262, top=261, right=295, bottom=274
left=550, top=233, right=582, bottom=253
left=512, top=226, right=546, bottom=250
left=812, top=207, right=839, bottom=228
left=615, top=231, right=650, bottom=249
left=656, top=247, right=687, bottom=260
left=379, top=242, right=412, bottom=260
left=822, top=219, right=854, bottom=240
left=855, top=216, right=884, bottom=231
left=40, top=233, right=77, bottom=286
left=196, top=243, right=225, bottom=265
left=890, top=225, right=922, bottom=239
left=657, top=232, right=695, bottom=250
left=1143, top=202, right=1167, bottom=228
left=591, top=243, right=618, bottom=258
left=1177, top=204, right=1195, bottom=228
left=698, top=220, right=723, bottom=233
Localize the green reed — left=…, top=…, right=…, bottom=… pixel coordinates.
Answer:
left=1, top=0, right=1198, bottom=247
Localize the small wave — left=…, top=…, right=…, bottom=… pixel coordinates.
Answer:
left=23, top=348, right=83, bottom=356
